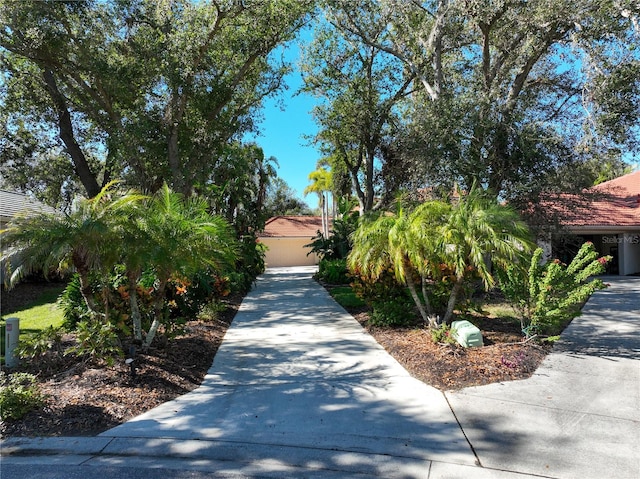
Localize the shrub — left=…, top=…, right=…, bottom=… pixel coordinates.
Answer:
left=197, top=300, right=228, bottom=322
left=316, top=258, right=350, bottom=284
left=58, top=274, right=93, bottom=330
left=231, top=235, right=266, bottom=294
left=167, top=270, right=230, bottom=320
left=16, top=325, right=64, bottom=364
left=369, top=299, right=416, bottom=327
left=0, top=371, right=44, bottom=421
left=497, top=242, right=610, bottom=337
left=306, top=200, right=359, bottom=260
left=350, top=267, right=410, bottom=306
left=65, top=320, right=123, bottom=365
left=430, top=323, right=458, bottom=345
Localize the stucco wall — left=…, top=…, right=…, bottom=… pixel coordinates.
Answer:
left=620, top=232, right=640, bottom=275
left=260, top=237, right=320, bottom=268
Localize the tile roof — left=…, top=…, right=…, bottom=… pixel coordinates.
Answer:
left=549, top=171, right=640, bottom=228
left=259, top=216, right=325, bottom=238
left=0, top=190, right=56, bottom=223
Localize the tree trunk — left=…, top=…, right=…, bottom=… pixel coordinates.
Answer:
left=405, top=273, right=429, bottom=323
left=442, top=277, right=464, bottom=325
left=127, top=269, right=143, bottom=341
left=420, top=276, right=434, bottom=317
left=42, top=68, right=101, bottom=198
left=77, top=269, right=98, bottom=313
left=144, top=277, right=168, bottom=349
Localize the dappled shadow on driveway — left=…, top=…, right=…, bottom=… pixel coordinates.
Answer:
left=101, top=266, right=476, bottom=477
left=553, top=277, right=640, bottom=360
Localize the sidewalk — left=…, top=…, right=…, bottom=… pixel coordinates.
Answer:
left=2, top=269, right=639, bottom=478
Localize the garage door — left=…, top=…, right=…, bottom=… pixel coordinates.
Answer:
left=260, top=237, right=320, bottom=267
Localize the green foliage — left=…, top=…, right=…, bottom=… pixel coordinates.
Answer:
left=350, top=266, right=410, bottom=307
left=369, top=299, right=415, bottom=328
left=430, top=324, right=457, bottom=345
left=0, top=371, right=44, bottom=421
left=306, top=201, right=360, bottom=260
left=322, top=1, right=639, bottom=223
left=197, top=301, right=228, bottom=322
left=58, top=274, right=91, bottom=330
left=1, top=1, right=314, bottom=201
left=16, top=325, right=64, bottom=363
left=348, top=187, right=532, bottom=325
left=328, top=286, right=366, bottom=309
left=65, top=320, right=122, bottom=366
left=167, top=270, right=230, bottom=321
left=498, top=242, right=611, bottom=337
left=316, top=258, right=350, bottom=284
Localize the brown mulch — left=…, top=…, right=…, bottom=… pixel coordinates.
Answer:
left=353, top=312, right=549, bottom=390
left=1, top=281, right=551, bottom=438
left=1, top=282, right=242, bottom=439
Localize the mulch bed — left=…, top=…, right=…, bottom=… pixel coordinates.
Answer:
left=1, top=281, right=550, bottom=438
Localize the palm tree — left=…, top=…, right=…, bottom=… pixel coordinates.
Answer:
left=1, top=182, right=143, bottom=316
left=139, top=184, right=239, bottom=348
left=436, top=186, right=533, bottom=323
left=348, top=202, right=450, bottom=324
left=349, top=187, right=532, bottom=326
left=304, top=167, right=332, bottom=237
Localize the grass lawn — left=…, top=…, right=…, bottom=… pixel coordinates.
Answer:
left=328, top=286, right=366, bottom=309
left=1, top=284, right=66, bottom=361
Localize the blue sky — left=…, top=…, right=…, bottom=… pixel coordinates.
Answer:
left=249, top=73, right=321, bottom=208
left=247, top=29, right=324, bottom=209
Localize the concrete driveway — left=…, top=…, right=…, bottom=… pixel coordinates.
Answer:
left=446, top=276, right=640, bottom=479
left=96, top=266, right=477, bottom=477
left=2, top=270, right=639, bottom=478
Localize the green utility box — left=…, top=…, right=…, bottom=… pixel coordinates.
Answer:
left=451, top=320, right=484, bottom=348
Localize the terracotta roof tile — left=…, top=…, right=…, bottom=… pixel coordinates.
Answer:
left=547, top=171, right=640, bottom=228
left=259, top=216, right=325, bottom=238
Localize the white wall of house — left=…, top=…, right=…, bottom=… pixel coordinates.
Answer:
left=260, top=237, right=320, bottom=268
left=620, top=232, right=640, bottom=275
left=537, top=237, right=553, bottom=263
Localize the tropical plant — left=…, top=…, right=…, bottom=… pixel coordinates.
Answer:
left=369, top=299, right=416, bottom=328
left=0, top=371, right=44, bottom=421
left=136, top=184, right=239, bottom=349
left=306, top=197, right=359, bottom=261
left=349, top=187, right=533, bottom=326
left=348, top=202, right=448, bottom=324
left=316, top=258, right=350, bottom=284
left=498, top=242, right=611, bottom=337
left=1, top=182, right=144, bottom=317
left=436, top=187, right=533, bottom=324
left=304, top=167, right=333, bottom=237
left=65, top=320, right=122, bottom=366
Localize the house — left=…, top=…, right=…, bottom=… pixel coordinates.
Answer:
left=1, top=190, right=57, bottom=283
left=0, top=190, right=56, bottom=230
left=258, top=216, right=325, bottom=268
left=540, top=171, right=640, bottom=275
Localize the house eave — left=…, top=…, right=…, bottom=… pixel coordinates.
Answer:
left=567, top=225, right=640, bottom=234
